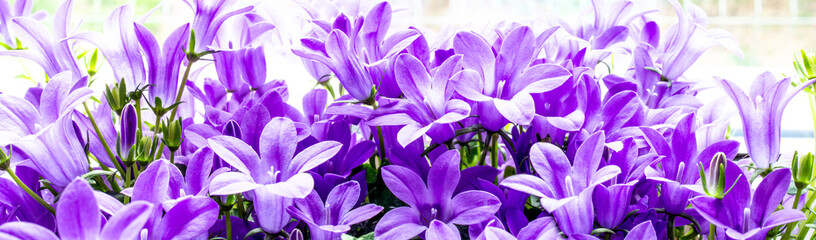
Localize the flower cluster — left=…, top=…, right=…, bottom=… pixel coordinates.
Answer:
left=0, top=0, right=814, bottom=239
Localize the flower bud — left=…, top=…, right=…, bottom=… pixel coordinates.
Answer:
left=133, top=134, right=154, bottom=166
left=793, top=151, right=815, bottom=189
left=120, top=104, right=139, bottom=155
left=699, top=152, right=728, bottom=199
left=161, top=118, right=184, bottom=152
left=104, top=78, right=130, bottom=115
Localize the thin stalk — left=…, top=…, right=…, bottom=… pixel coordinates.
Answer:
left=135, top=100, right=142, bottom=132
left=83, top=102, right=124, bottom=192
left=796, top=184, right=816, bottom=240
left=124, top=167, right=131, bottom=204
left=709, top=224, right=716, bottom=240
left=236, top=194, right=247, bottom=220
left=808, top=95, right=816, bottom=152
left=798, top=209, right=816, bottom=240
left=130, top=165, right=138, bottom=180
left=150, top=114, right=162, bottom=160
left=225, top=209, right=232, bottom=240
left=6, top=167, right=55, bottom=214
left=782, top=187, right=804, bottom=240
left=155, top=59, right=195, bottom=159
left=490, top=133, right=499, bottom=168
left=170, top=151, right=175, bottom=164
left=478, top=133, right=493, bottom=166
left=667, top=215, right=676, bottom=240
left=375, top=126, right=386, bottom=168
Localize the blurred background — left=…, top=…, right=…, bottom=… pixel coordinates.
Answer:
left=5, top=0, right=816, bottom=155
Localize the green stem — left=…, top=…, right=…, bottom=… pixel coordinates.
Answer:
left=236, top=194, right=247, bottom=220
left=83, top=102, right=124, bottom=192
left=490, top=133, right=499, bottom=168
left=667, top=215, right=676, bottom=240
left=225, top=209, right=232, bottom=240
left=170, top=151, right=175, bottom=164
left=135, top=100, right=142, bottom=132
left=6, top=167, right=55, bottom=214
left=155, top=59, right=195, bottom=159
left=808, top=95, right=816, bottom=153
left=782, top=187, right=804, bottom=240
left=150, top=114, right=162, bottom=160
left=796, top=184, right=816, bottom=240
left=709, top=224, right=716, bottom=240
left=124, top=167, right=131, bottom=204
left=798, top=211, right=816, bottom=240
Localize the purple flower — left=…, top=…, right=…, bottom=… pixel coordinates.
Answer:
left=0, top=0, right=84, bottom=80
left=691, top=165, right=805, bottom=239
left=374, top=150, right=501, bottom=240
left=15, top=111, right=89, bottom=188
left=288, top=181, right=383, bottom=240
left=0, top=165, right=54, bottom=229
left=134, top=22, right=190, bottom=108
left=500, top=132, right=619, bottom=236
left=451, top=26, right=572, bottom=131
left=293, top=2, right=420, bottom=101
left=119, top=103, right=138, bottom=155
left=656, top=1, right=742, bottom=81
left=207, top=117, right=341, bottom=232
left=720, top=72, right=816, bottom=170
left=0, top=178, right=154, bottom=240
left=368, top=53, right=470, bottom=146
left=69, top=4, right=145, bottom=90
left=0, top=0, right=46, bottom=46
left=183, top=0, right=253, bottom=52
left=641, top=112, right=740, bottom=215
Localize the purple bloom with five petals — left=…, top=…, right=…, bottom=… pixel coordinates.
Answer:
left=374, top=150, right=501, bottom=240
left=368, top=53, right=471, bottom=146
left=451, top=25, right=572, bottom=131
left=287, top=180, right=383, bottom=240
left=207, top=117, right=342, bottom=233
left=500, top=132, right=620, bottom=236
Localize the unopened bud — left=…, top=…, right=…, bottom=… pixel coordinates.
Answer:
left=161, top=118, right=184, bottom=152
left=793, top=152, right=816, bottom=189
left=104, top=79, right=130, bottom=115
left=699, top=152, right=728, bottom=199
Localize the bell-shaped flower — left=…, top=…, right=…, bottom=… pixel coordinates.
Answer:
left=720, top=72, right=816, bottom=170
left=500, top=132, right=620, bottom=236
left=287, top=181, right=383, bottom=240
left=374, top=150, right=501, bottom=240
left=369, top=53, right=470, bottom=147
left=0, top=0, right=46, bottom=46
left=14, top=111, right=90, bottom=188
left=134, top=22, right=190, bottom=108
left=183, top=0, right=253, bottom=52
left=207, top=117, right=342, bottom=232
left=451, top=25, right=572, bottom=131
left=69, top=4, right=145, bottom=89
left=0, top=0, right=84, bottom=80
left=293, top=2, right=420, bottom=101
left=691, top=166, right=805, bottom=239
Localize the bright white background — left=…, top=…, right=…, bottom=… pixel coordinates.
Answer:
left=2, top=0, right=815, bottom=157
